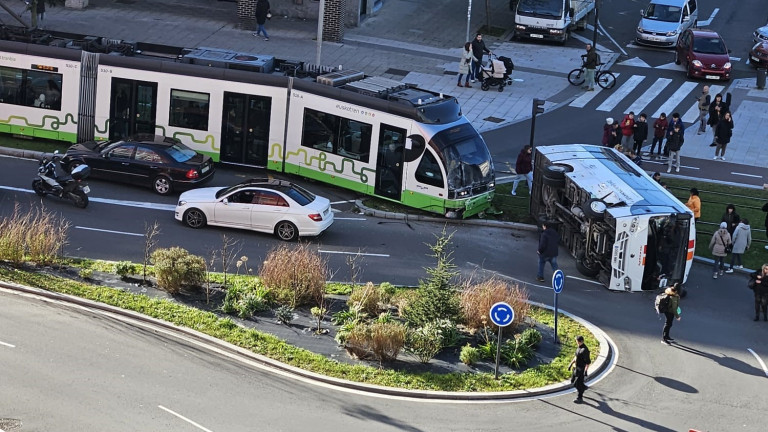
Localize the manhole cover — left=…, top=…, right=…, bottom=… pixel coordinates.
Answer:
left=0, top=418, right=23, bottom=430
left=483, top=116, right=504, bottom=123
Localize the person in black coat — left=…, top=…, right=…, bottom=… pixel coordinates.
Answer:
left=707, top=93, right=729, bottom=144
left=536, top=221, right=559, bottom=282
left=721, top=203, right=740, bottom=237
left=251, top=0, right=271, bottom=40
left=633, top=113, right=649, bottom=157
left=748, top=264, right=768, bottom=321
left=713, top=111, right=734, bottom=160
left=470, top=33, right=491, bottom=84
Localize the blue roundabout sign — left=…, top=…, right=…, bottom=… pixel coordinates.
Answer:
left=489, top=302, right=515, bottom=327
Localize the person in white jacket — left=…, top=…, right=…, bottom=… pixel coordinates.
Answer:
left=726, top=219, right=752, bottom=273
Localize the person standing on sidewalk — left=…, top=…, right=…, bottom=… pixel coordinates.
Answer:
left=748, top=264, right=768, bottom=321
left=568, top=335, right=591, bottom=403
left=581, top=44, right=598, bottom=91
left=685, top=188, right=701, bottom=222
left=696, top=86, right=711, bottom=134
left=661, top=284, right=681, bottom=345
left=650, top=113, right=667, bottom=158
left=709, top=222, right=732, bottom=279
left=470, top=34, right=491, bottom=84
left=510, top=145, right=533, bottom=195
left=713, top=111, right=734, bottom=161
left=536, top=221, right=559, bottom=282
left=457, top=42, right=475, bottom=88
left=251, top=0, right=271, bottom=41
left=666, top=123, right=684, bottom=173
left=602, top=117, right=614, bottom=146
left=726, top=219, right=751, bottom=273
left=620, top=112, right=635, bottom=149
left=633, top=113, right=648, bottom=157
left=708, top=93, right=729, bottom=145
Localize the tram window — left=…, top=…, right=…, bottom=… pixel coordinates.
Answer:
left=415, top=150, right=444, bottom=188
left=169, top=89, right=210, bottom=130
left=302, top=108, right=338, bottom=152
left=301, top=108, right=372, bottom=162
left=338, top=119, right=371, bottom=162
left=0, top=67, right=62, bottom=110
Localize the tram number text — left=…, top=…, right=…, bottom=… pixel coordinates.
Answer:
left=100, top=67, right=113, bottom=73
left=292, top=92, right=303, bottom=99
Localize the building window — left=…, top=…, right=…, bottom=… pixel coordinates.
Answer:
left=169, top=89, right=210, bottom=130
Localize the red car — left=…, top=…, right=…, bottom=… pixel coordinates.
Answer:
left=749, top=41, right=768, bottom=68
left=675, top=29, right=731, bottom=81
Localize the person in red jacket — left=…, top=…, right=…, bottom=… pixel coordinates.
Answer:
left=620, top=112, right=635, bottom=149
left=650, top=113, right=668, bottom=158
left=510, top=145, right=533, bottom=195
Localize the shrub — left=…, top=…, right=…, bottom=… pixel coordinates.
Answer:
left=331, top=309, right=358, bottom=325
left=390, top=288, right=419, bottom=317
left=221, top=284, right=242, bottom=315
left=347, top=282, right=381, bottom=317
left=433, top=318, right=462, bottom=348
left=275, top=305, right=294, bottom=325
left=344, top=322, right=406, bottom=362
left=519, top=328, right=542, bottom=348
left=78, top=268, right=93, bottom=280
left=502, top=338, right=534, bottom=369
left=259, top=244, right=327, bottom=308
left=459, top=344, right=480, bottom=366
left=405, top=321, right=444, bottom=363
left=375, top=311, right=393, bottom=323
left=379, top=282, right=397, bottom=303
left=115, top=261, right=137, bottom=278
left=150, top=247, right=206, bottom=294
left=0, top=204, right=69, bottom=266
left=460, top=278, right=530, bottom=331
left=239, top=292, right=270, bottom=318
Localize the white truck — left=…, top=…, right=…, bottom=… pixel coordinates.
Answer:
left=510, top=0, right=595, bottom=44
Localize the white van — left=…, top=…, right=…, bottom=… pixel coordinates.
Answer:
left=636, top=0, right=698, bottom=47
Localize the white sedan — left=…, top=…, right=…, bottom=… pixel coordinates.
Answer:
left=175, top=179, right=334, bottom=241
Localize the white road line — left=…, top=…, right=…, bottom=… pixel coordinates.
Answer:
left=318, top=250, right=390, bottom=257
left=652, top=81, right=698, bottom=119
left=596, top=75, right=646, bottom=112
left=0, top=340, right=16, bottom=348
left=731, top=172, right=763, bottom=179
left=747, top=348, right=768, bottom=377
left=565, top=275, right=603, bottom=285
left=333, top=217, right=366, bottom=220
left=330, top=199, right=356, bottom=205
left=158, top=405, right=214, bottom=432
left=75, top=226, right=144, bottom=237
left=0, top=185, right=176, bottom=211
left=598, top=20, right=628, bottom=56
left=681, top=85, right=724, bottom=124
left=697, top=8, right=720, bottom=27
left=625, top=78, right=672, bottom=114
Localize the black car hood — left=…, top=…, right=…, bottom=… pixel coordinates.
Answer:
left=67, top=140, right=103, bottom=155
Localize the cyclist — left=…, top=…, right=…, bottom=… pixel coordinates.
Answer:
left=581, top=44, right=599, bottom=91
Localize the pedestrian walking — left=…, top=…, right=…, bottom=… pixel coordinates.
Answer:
left=650, top=113, right=667, bottom=157
left=457, top=42, right=475, bottom=88
left=620, top=112, right=635, bottom=148
left=707, top=93, right=729, bottom=145
left=713, top=111, right=734, bottom=160
left=470, top=33, right=491, bottom=84
left=709, top=222, right=732, bottom=279
left=568, top=335, right=591, bottom=403
left=633, top=113, right=648, bottom=156
left=510, top=145, right=533, bottom=195
left=726, top=218, right=751, bottom=273
left=602, top=117, right=614, bottom=146
left=35, top=0, right=46, bottom=30
left=685, top=188, right=700, bottom=221
left=536, top=221, right=559, bottom=282
left=582, top=44, right=598, bottom=91
left=665, top=112, right=684, bottom=157
left=748, top=264, right=768, bottom=321
left=251, top=0, right=271, bottom=41
left=666, top=122, right=684, bottom=173
left=721, top=203, right=740, bottom=237
left=696, top=85, right=710, bottom=133
left=660, top=284, right=681, bottom=344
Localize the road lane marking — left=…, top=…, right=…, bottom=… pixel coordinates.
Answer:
left=625, top=78, right=672, bottom=114
left=731, top=172, right=762, bottom=179
left=598, top=20, right=627, bottom=56
left=747, top=348, right=768, bottom=377
left=0, top=185, right=176, bottom=211
left=596, top=75, right=646, bottom=112
left=569, top=73, right=621, bottom=108
left=330, top=199, right=356, bottom=205
left=566, top=275, right=603, bottom=285
left=333, top=217, right=366, bottom=221
left=681, top=85, right=724, bottom=124
left=697, top=8, right=719, bottom=27
left=652, top=81, right=698, bottom=119
left=0, top=340, right=16, bottom=348
left=158, top=405, right=214, bottom=432
left=318, top=250, right=389, bottom=257
left=75, top=226, right=144, bottom=237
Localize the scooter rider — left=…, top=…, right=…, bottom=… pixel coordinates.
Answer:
left=39, top=152, right=67, bottom=191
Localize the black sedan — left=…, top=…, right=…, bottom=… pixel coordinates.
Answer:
left=62, top=135, right=215, bottom=195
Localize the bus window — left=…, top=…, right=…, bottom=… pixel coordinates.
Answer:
left=415, top=150, right=444, bottom=188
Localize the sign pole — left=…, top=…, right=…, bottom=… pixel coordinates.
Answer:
left=554, top=290, right=559, bottom=344
left=489, top=301, right=514, bottom=380
left=494, top=325, right=503, bottom=379
left=552, top=270, right=565, bottom=344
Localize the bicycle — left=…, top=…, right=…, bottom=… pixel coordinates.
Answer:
left=568, top=62, right=617, bottom=90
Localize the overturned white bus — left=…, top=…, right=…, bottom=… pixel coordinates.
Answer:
left=531, top=144, right=695, bottom=292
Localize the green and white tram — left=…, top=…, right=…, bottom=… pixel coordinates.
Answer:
left=0, top=37, right=494, bottom=218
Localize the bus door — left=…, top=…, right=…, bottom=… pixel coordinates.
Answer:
left=374, top=124, right=406, bottom=200
left=220, top=92, right=271, bottom=166
left=109, top=78, right=157, bottom=141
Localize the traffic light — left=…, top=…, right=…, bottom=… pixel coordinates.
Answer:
left=532, top=98, right=545, bottom=116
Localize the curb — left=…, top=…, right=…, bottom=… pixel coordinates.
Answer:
left=0, top=146, right=45, bottom=160
left=0, top=279, right=613, bottom=401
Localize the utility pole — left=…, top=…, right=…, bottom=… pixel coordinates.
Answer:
left=530, top=99, right=545, bottom=149
left=592, top=0, right=600, bottom=48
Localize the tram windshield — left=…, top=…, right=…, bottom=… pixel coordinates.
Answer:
left=431, top=123, right=493, bottom=190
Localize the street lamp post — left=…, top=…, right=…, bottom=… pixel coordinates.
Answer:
left=465, top=0, right=473, bottom=45
left=316, top=0, right=325, bottom=66
left=592, top=0, right=600, bottom=48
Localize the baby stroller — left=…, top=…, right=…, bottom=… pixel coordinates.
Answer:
left=479, top=54, right=514, bottom=92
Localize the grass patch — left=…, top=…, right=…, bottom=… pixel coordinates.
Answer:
left=0, top=264, right=595, bottom=392
left=0, top=134, right=70, bottom=154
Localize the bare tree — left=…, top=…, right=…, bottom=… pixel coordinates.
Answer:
left=345, top=249, right=365, bottom=287
left=218, top=234, right=241, bottom=287
left=142, top=220, right=161, bottom=285
left=203, top=247, right=217, bottom=305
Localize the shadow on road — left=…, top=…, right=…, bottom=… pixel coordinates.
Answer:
left=340, top=404, right=425, bottom=432
left=674, top=342, right=766, bottom=378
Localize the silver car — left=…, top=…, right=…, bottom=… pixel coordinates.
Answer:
left=754, top=25, right=768, bottom=45
left=636, top=0, right=698, bottom=47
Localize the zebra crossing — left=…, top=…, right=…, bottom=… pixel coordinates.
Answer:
left=568, top=73, right=727, bottom=123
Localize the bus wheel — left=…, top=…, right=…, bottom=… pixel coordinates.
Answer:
left=582, top=198, right=607, bottom=220
left=542, top=175, right=565, bottom=188
left=576, top=251, right=601, bottom=278
left=543, top=164, right=573, bottom=181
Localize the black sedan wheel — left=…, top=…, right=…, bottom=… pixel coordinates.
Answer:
left=153, top=176, right=173, bottom=195
left=275, top=221, right=298, bottom=241
left=183, top=209, right=207, bottom=229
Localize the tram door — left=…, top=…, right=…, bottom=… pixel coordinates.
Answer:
left=109, top=78, right=157, bottom=141
left=374, top=124, right=406, bottom=201
left=220, top=92, right=272, bottom=166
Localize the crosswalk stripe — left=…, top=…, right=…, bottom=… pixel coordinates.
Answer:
left=624, top=78, right=672, bottom=115
left=651, top=81, right=698, bottom=119
left=596, top=75, right=646, bottom=112
left=568, top=73, right=620, bottom=108
left=681, top=84, right=724, bottom=124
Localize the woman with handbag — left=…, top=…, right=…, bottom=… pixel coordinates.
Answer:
left=709, top=222, right=732, bottom=279
left=252, top=0, right=272, bottom=41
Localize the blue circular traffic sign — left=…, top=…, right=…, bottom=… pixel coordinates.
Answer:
left=489, top=302, right=515, bottom=327
left=552, top=269, right=565, bottom=294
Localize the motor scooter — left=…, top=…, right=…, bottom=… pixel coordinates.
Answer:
left=31, top=151, right=91, bottom=208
